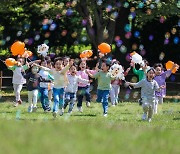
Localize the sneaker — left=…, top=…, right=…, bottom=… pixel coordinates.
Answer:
left=14, top=102, right=19, bottom=107
left=32, top=107, right=37, bottom=112
left=138, top=98, right=142, bottom=106
left=112, top=104, right=116, bottom=107
left=103, top=113, right=108, bottom=117
left=77, top=106, right=83, bottom=112
left=86, top=102, right=90, bottom=107
left=52, top=112, right=57, bottom=118
left=68, top=110, right=72, bottom=114
left=142, top=113, right=147, bottom=120
left=18, top=100, right=22, bottom=104
left=59, top=108, right=64, bottom=116
left=148, top=118, right=152, bottom=122
left=28, top=106, right=33, bottom=113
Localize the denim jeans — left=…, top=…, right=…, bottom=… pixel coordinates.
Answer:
left=77, top=86, right=91, bottom=107
left=64, top=92, right=76, bottom=112
left=53, top=88, right=65, bottom=112
left=39, top=87, right=51, bottom=111
left=96, top=89, right=110, bottom=114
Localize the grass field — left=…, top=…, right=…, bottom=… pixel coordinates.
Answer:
left=0, top=98, right=180, bottom=154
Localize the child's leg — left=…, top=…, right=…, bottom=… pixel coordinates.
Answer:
left=77, top=87, right=84, bottom=107
left=40, top=87, right=50, bottom=111
left=148, top=105, right=153, bottom=119
left=28, top=91, right=33, bottom=107
left=13, top=84, right=23, bottom=102
left=53, top=88, right=60, bottom=112
left=158, top=97, right=163, bottom=104
left=102, top=90, right=110, bottom=114
left=154, top=97, right=158, bottom=114
left=64, top=93, right=70, bottom=109
left=32, top=89, right=38, bottom=108
left=48, top=89, right=53, bottom=101
left=114, top=85, right=120, bottom=104
left=69, top=93, right=76, bottom=112
left=85, top=86, right=91, bottom=103
left=110, top=86, right=115, bottom=105
left=96, top=89, right=103, bottom=103
left=58, top=88, right=65, bottom=109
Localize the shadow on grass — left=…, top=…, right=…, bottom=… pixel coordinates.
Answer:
left=72, top=114, right=97, bottom=117
left=120, top=112, right=132, bottom=115
left=173, top=118, right=180, bottom=120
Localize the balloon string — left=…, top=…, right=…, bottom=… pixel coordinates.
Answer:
left=123, top=79, right=132, bottom=90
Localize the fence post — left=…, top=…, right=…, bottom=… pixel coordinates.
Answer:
left=0, top=71, right=2, bottom=90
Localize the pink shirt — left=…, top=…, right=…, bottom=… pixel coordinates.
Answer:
left=77, top=69, right=96, bottom=87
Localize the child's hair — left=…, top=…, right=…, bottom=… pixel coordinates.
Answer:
left=111, top=59, right=120, bottom=65
left=17, top=57, right=25, bottom=64
left=54, top=57, right=63, bottom=64
left=70, top=63, right=78, bottom=70
left=47, top=60, right=54, bottom=67
left=143, top=59, right=149, bottom=66
left=40, top=60, right=47, bottom=65
left=147, top=67, right=156, bottom=74
left=153, top=63, right=163, bottom=69
left=63, top=56, right=70, bottom=60
left=101, top=59, right=111, bottom=68
left=45, top=56, right=51, bottom=61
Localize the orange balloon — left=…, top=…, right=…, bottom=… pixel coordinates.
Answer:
left=80, top=50, right=93, bottom=58
left=5, top=58, right=17, bottom=67
left=98, top=43, right=111, bottom=54
left=11, top=41, right=25, bottom=56
left=22, top=50, right=33, bottom=58
left=165, top=61, right=177, bottom=74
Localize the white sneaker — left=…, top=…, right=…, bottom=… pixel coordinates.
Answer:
left=103, top=113, right=108, bottom=117
left=112, top=104, right=116, bottom=107
left=86, top=102, right=90, bottom=107
left=78, top=107, right=83, bottom=112
left=142, top=113, right=147, bottom=120
left=28, top=106, right=33, bottom=113
left=148, top=118, right=152, bottom=122
left=32, top=107, right=37, bottom=112
left=53, top=112, right=57, bottom=118
left=59, top=108, right=64, bottom=116
left=14, top=102, right=19, bottom=107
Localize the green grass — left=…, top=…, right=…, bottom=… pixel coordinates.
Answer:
left=0, top=100, right=180, bottom=154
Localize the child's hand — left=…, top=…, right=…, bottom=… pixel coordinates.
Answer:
left=160, top=85, right=166, bottom=89
left=89, top=79, right=93, bottom=83
left=125, top=82, right=130, bottom=87
left=99, top=52, right=104, bottom=58
left=173, top=63, right=179, bottom=69
left=130, top=61, right=135, bottom=67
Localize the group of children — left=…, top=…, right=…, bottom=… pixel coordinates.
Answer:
left=8, top=54, right=179, bottom=121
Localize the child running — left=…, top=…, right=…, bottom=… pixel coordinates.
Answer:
left=126, top=68, right=165, bottom=122
left=36, top=58, right=73, bottom=117
left=153, top=63, right=179, bottom=114
left=76, top=60, right=96, bottom=112
left=23, top=65, right=41, bottom=112
left=110, top=60, right=131, bottom=106
left=87, top=59, right=114, bottom=117
left=38, top=60, right=53, bottom=112
left=8, top=57, right=29, bottom=107
left=64, top=64, right=89, bottom=114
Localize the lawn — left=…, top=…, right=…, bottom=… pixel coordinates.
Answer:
left=0, top=96, right=180, bottom=154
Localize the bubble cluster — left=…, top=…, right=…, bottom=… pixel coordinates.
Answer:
left=159, top=52, right=165, bottom=61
